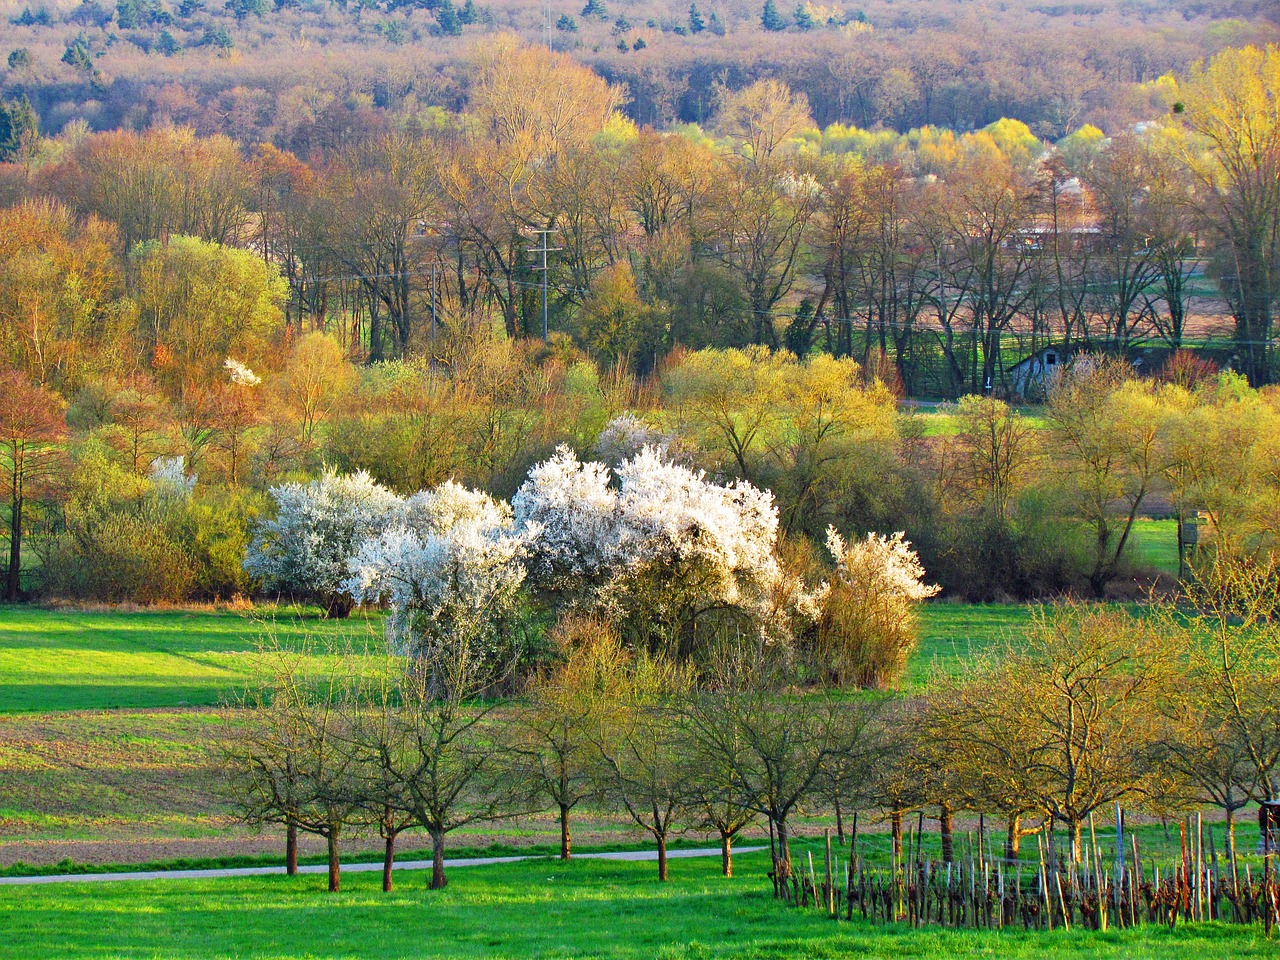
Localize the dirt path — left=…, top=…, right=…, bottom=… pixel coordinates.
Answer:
left=0, top=846, right=766, bottom=885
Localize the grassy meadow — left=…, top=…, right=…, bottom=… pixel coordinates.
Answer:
left=0, top=604, right=1037, bottom=715
left=0, top=849, right=1272, bottom=960
left=0, top=607, right=384, bottom=713
left=0, top=600, right=1270, bottom=958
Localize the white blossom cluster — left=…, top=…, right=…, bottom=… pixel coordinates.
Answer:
left=149, top=455, right=195, bottom=499
left=344, top=482, right=531, bottom=662
left=244, top=449, right=936, bottom=671
left=224, top=357, right=262, bottom=386
left=513, top=445, right=818, bottom=636
left=593, top=413, right=685, bottom=467
left=244, top=470, right=402, bottom=602
left=826, top=527, right=941, bottom=603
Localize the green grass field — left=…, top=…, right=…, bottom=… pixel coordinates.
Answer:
left=0, top=604, right=1271, bottom=958
left=0, top=849, right=1271, bottom=960
left=0, top=604, right=1032, bottom=713
left=1125, top=518, right=1180, bottom=577
left=0, top=607, right=383, bottom=713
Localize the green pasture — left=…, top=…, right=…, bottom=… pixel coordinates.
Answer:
left=0, top=604, right=1039, bottom=713
left=0, top=849, right=1270, bottom=960
left=1125, top=518, right=1180, bottom=577
left=0, top=607, right=384, bottom=713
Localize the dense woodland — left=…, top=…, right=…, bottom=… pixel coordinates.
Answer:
left=0, top=0, right=1278, bottom=137
left=0, top=37, right=1277, bottom=390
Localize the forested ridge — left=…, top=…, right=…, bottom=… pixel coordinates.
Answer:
left=0, top=0, right=1275, bottom=138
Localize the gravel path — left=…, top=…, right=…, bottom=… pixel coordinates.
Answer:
left=0, top=846, right=766, bottom=886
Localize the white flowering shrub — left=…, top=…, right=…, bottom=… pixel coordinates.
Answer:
left=346, top=481, right=531, bottom=696
left=816, top=527, right=940, bottom=688
left=224, top=358, right=262, bottom=386
left=149, top=455, right=195, bottom=499
left=244, top=470, right=402, bottom=617
left=593, top=414, right=689, bottom=467
left=514, top=445, right=819, bottom=659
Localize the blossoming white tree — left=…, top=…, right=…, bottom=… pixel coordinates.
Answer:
left=244, top=470, right=402, bottom=617
left=513, top=445, right=819, bottom=661
left=346, top=481, right=531, bottom=696
left=343, top=481, right=533, bottom=888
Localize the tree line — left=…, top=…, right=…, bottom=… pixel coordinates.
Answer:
left=2, top=0, right=1272, bottom=141
left=4, top=335, right=1280, bottom=606
left=0, top=42, right=1276, bottom=392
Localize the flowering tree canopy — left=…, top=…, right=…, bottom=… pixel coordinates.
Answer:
left=514, top=445, right=818, bottom=659
left=244, top=469, right=402, bottom=617
left=826, top=528, right=940, bottom=604
left=346, top=481, right=531, bottom=696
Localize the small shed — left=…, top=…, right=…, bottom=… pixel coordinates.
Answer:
left=1007, top=343, right=1079, bottom=399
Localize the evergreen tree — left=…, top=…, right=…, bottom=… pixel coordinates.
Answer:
left=792, top=2, right=813, bottom=29
left=555, top=13, right=576, bottom=30
left=7, top=48, right=32, bottom=70
left=760, top=0, right=788, bottom=30
left=708, top=10, right=724, bottom=33
left=61, top=38, right=95, bottom=72
left=156, top=29, right=180, bottom=55
left=581, top=0, right=607, bottom=18
left=435, top=0, right=462, bottom=34
left=632, top=36, right=645, bottom=49
left=0, top=95, right=38, bottom=162
left=688, top=1, right=704, bottom=32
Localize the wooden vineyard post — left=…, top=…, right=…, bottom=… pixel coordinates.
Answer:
left=825, top=830, right=835, bottom=917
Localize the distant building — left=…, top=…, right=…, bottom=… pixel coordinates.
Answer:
left=1006, top=343, right=1238, bottom=399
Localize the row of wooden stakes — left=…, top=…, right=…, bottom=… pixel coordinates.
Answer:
left=769, top=812, right=1280, bottom=933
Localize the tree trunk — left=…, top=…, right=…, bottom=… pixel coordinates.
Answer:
left=559, top=802, right=571, bottom=861
left=720, top=830, right=733, bottom=877
left=656, top=833, right=669, bottom=882
left=383, top=832, right=397, bottom=893
left=834, top=798, right=845, bottom=846
left=286, top=821, right=298, bottom=876
left=6, top=487, right=21, bottom=602
left=890, top=808, right=903, bottom=863
left=326, top=825, right=341, bottom=893
left=1069, top=818, right=1083, bottom=863
left=430, top=829, right=448, bottom=890
left=940, top=802, right=954, bottom=864
left=1005, top=814, right=1022, bottom=862
left=775, top=817, right=792, bottom=880
left=1226, top=807, right=1236, bottom=865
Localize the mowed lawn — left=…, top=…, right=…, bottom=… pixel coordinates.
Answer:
left=0, top=851, right=1269, bottom=960
left=0, top=608, right=384, bottom=713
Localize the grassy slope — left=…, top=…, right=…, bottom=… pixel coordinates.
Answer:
left=0, top=851, right=1269, bottom=960
left=0, top=607, right=383, bottom=713
left=1126, top=518, right=1180, bottom=577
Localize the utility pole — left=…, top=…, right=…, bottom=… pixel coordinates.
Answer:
left=529, top=227, right=561, bottom=341
left=429, top=261, right=437, bottom=343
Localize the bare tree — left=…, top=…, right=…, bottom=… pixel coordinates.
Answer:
left=223, top=640, right=364, bottom=892
left=513, top=615, right=624, bottom=860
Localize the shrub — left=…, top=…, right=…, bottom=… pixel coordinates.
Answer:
left=814, top=529, right=939, bottom=688
left=45, top=506, right=197, bottom=604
